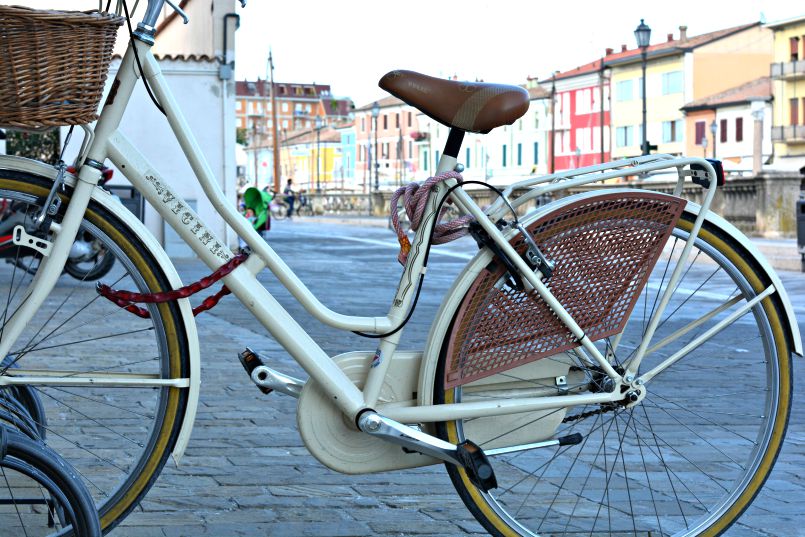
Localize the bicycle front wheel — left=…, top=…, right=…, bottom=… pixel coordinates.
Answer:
left=435, top=210, right=792, bottom=537
left=0, top=171, right=190, bottom=534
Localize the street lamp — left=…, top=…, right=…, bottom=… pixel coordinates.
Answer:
left=709, top=119, right=718, bottom=159
left=315, top=115, right=323, bottom=193
left=372, top=101, right=380, bottom=191
left=634, top=19, right=651, bottom=155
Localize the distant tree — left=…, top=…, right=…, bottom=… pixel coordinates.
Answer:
left=236, top=127, right=248, bottom=146
left=5, top=129, right=60, bottom=163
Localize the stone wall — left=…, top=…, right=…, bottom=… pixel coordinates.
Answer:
left=311, top=172, right=804, bottom=237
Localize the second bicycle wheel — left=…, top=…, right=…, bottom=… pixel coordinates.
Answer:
left=435, top=208, right=792, bottom=537
left=0, top=171, right=190, bottom=534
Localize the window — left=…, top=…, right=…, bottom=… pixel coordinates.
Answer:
left=466, top=148, right=471, bottom=167
left=533, top=142, right=539, bottom=165
left=616, top=126, right=634, bottom=147
left=408, top=141, right=412, bottom=157
left=695, top=121, right=705, bottom=144
left=408, top=112, right=412, bottom=127
left=502, top=145, right=507, bottom=167
left=361, top=117, right=365, bottom=131
left=534, top=112, right=540, bottom=129
left=720, top=119, right=727, bottom=143
left=736, top=117, right=743, bottom=142
left=517, top=143, right=522, bottom=166
left=435, top=150, right=440, bottom=169
left=662, top=120, right=682, bottom=143
left=423, top=150, right=429, bottom=171
left=616, top=80, right=633, bottom=101
left=791, top=36, right=800, bottom=61
left=791, top=98, right=800, bottom=126
left=662, top=71, right=683, bottom=95
left=383, top=115, right=388, bottom=129
left=236, top=100, right=242, bottom=112
left=396, top=114, right=400, bottom=128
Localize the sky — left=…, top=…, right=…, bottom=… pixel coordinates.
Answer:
left=234, top=0, right=802, bottom=107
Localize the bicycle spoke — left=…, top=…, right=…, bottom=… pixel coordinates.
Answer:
left=0, top=464, right=30, bottom=537
left=641, top=402, right=689, bottom=528
left=12, top=327, right=153, bottom=355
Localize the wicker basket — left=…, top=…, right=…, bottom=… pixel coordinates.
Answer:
left=0, top=6, right=124, bottom=130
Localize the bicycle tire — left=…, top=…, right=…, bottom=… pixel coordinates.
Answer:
left=0, top=171, right=190, bottom=535
left=1, top=426, right=101, bottom=537
left=434, top=210, right=792, bottom=537
left=270, top=202, right=288, bottom=221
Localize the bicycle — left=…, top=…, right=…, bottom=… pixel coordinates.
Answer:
left=0, top=2, right=800, bottom=536
left=269, top=194, right=290, bottom=220
left=0, top=425, right=101, bottom=537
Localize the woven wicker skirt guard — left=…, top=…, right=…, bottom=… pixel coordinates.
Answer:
left=444, top=191, right=687, bottom=389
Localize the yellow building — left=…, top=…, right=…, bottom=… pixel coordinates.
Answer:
left=607, top=23, right=771, bottom=159
left=767, top=15, right=805, bottom=169
left=280, top=128, right=342, bottom=193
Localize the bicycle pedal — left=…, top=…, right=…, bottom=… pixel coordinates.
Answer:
left=238, top=348, right=304, bottom=398
left=456, top=440, right=497, bottom=492
left=238, top=348, right=272, bottom=394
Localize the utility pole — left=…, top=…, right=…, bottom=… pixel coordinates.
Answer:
left=268, top=50, right=281, bottom=193
left=550, top=74, right=556, bottom=174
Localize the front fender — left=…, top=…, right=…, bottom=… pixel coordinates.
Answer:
left=0, top=154, right=201, bottom=463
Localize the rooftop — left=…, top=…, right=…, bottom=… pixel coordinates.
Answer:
left=681, top=76, right=771, bottom=111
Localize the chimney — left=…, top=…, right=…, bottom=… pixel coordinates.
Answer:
left=526, top=76, right=539, bottom=88
left=667, top=33, right=673, bottom=42
left=621, top=44, right=628, bottom=52
left=605, top=47, right=614, bottom=55
left=679, top=25, right=688, bottom=42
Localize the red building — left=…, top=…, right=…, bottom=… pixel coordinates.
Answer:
left=549, top=57, right=612, bottom=172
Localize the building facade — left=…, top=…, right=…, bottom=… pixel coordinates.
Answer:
left=767, top=15, right=805, bottom=170
left=415, top=82, right=551, bottom=184
left=280, top=127, right=341, bottom=193
left=333, top=123, right=357, bottom=191
left=236, top=79, right=352, bottom=185
left=354, top=97, right=421, bottom=191
left=549, top=63, right=611, bottom=172
left=681, top=77, right=773, bottom=169
left=607, top=23, right=772, bottom=160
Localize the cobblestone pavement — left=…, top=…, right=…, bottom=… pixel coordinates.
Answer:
left=104, top=219, right=805, bottom=537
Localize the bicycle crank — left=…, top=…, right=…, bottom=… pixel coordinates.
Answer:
left=357, top=411, right=497, bottom=492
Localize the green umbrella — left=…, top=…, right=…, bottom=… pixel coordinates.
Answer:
left=243, top=187, right=272, bottom=231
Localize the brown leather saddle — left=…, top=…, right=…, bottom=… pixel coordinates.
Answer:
left=379, top=70, right=529, bottom=134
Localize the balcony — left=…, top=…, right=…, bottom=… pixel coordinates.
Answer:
left=771, top=61, right=805, bottom=80
left=771, top=125, right=805, bottom=144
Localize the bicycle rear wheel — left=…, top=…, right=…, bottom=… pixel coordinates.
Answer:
left=435, top=210, right=792, bottom=537
left=0, top=426, right=101, bottom=537
left=0, top=171, right=190, bottom=534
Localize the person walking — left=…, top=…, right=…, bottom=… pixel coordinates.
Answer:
left=283, top=179, right=295, bottom=219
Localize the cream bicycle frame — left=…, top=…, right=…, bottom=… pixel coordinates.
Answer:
left=0, top=37, right=792, bottom=433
